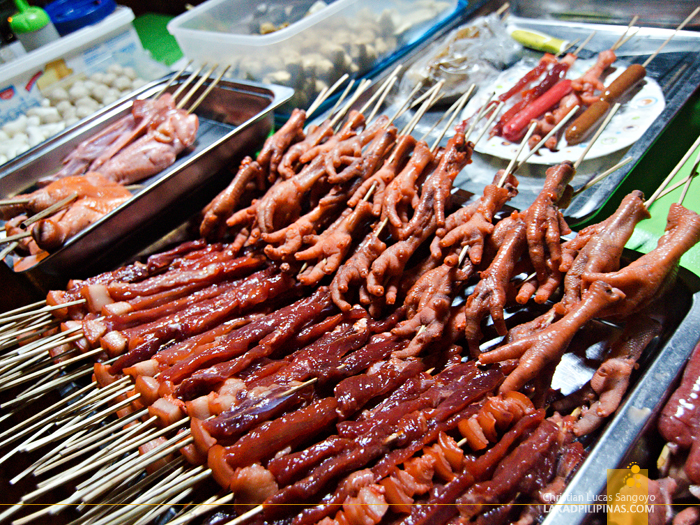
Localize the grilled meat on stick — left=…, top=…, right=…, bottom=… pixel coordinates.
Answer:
left=1, top=172, right=131, bottom=221
left=516, top=160, right=575, bottom=304
left=96, top=103, right=199, bottom=185
left=482, top=202, right=700, bottom=394
left=393, top=171, right=519, bottom=357
left=367, top=127, right=473, bottom=299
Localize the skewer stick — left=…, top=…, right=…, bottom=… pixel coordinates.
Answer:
left=79, top=434, right=195, bottom=502
left=431, top=87, right=473, bottom=151
left=657, top=443, right=672, bottom=472
left=132, top=487, right=195, bottom=525
left=0, top=298, right=84, bottom=323
left=330, top=78, right=372, bottom=128
left=0, top=230, right=30, bottom=245
left=653, top=171, right=698, bottom=202
left=0, top=299, right=46, bottom=321
left=400, top=81, right=443, bottom=136
left=20, top=191, right=78, bottom=228
left=329, top=79, right=356, bottom=117
left=308, top=73, right=349, bottom=117
left=516, top=105, right=580, bottom=169
left=0, top=241, right=18, bottom=260
left=617, top=28, right=640, bottom=50
left=647, top=133, right=700, bottom=205
left=0, top=346, right=102, bottom=391
left=643, top=6, right=700, bottom=68
left=22, top=392, right=140, bottom=453
left=368, top=76, right=397, bottom=124
left=499, top=122, right=538, bottom=186
left=74, top=458, right=187, bottom=525
left=187, top=64, right=231, bottom=114
left=167, top=493, right=235, bottom=525
left=2, top=361, right=95, bottom=409
left=226, top=504, right=264, bottom=525
left=34, top=417, right=155, bottom=476
left=172, top=62, right=208, bottom=100
left=177, top=63, right=218, bottom=110
left=419, top=89, right=470, bottom=142
left=0, top=333, right=82, bottom=374
left=375, top=217, right=389, bottom=238
left=557, top=39, right=579, bottom=58
left=388, top=80, right=424, bottom=125
left=495, top=2, right=509, bottom=17
left=464, top=91, right=495, bottom=141
left=573, top=31, right=597, bottom=56
left=359, top=65, right=402, bottom=116
left=154, top=60, right=193, bottom=99
left=573, top=102, right=621, bottom=170
left=611, top=16, right=639, bottom=51
left=458, top=245, right=470, bottom=266
left=0, top=197, right=30, bottom=206
left=472, top=102, right=504, bottom=145
left=573, top=156, right=634, bottom=196
left=0, top=380, right=96, bottom=445
left=679, top=158, right=698, bottom=206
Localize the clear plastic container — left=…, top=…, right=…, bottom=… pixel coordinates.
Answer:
left=168, top=0, right=460, bottom=109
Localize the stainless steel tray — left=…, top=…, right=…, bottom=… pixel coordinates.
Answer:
left=0, top=76, right=293, bottom=279
left=331, top=1, right=700, bottom=226
left=543, top=267, right=700, bottom=525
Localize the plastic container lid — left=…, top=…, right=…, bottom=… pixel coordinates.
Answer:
left=9, top=0, right=51, bottom=34
left=45, top=0, right=116, bottom=36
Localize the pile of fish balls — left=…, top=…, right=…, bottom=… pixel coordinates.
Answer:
left=0, top=64, right=149, bottom=166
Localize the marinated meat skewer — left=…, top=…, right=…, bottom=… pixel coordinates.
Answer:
left=516, top=160, right=575, bottom=304
left=571, top=314, right=661, bottom=436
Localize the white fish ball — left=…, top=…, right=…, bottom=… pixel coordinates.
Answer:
left=60, top=106, right=76, bottom=120
left=37, top=107, right=61, bottom=124
left=76, top=105, right=94, bottom=119
left=0, top=154, right=7, bottom=165
left=107, top=64, right=124, bottom=75
left=102, top=73, right=117, bottom=87
left=131, top=78, right=147, bottom=90
left=13, top=132, right=28, bottom=144
left=75, top=97, right=99, bottom=110
left=65, top=117, right=79, bottom=127
left=114, top=76, right=132, bottom=91
left=27, top=115, right=41, bottom=127
left=3, top=115, right=28, bottom=136
left=83, top=80, right=96, bottom=91
left=69, top=83, right=90, bottom=101
left=91, top=84, right=110, bottom=103
left=15, top=142, right=30, bottom=155
left=41, top=98, right=51, bottom=107
left=56, top=100, right=74, bottom=114
left=123, top=67, right=137, bottom=80
left=90, top=72, right=106, bottom=84
left=0, top=131, right=7, bottom=141
left=27, top=126, right=46, bottom=147
left=101, top=95, right=118, bottom=106
left=48, top=87, right=69, bottom=102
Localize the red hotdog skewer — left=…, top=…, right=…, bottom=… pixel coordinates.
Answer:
left=492, top=31, right=594, bottom=141
left=566, top=7, right=700, bottom=145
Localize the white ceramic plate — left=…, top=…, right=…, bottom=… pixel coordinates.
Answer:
left=461, top=57, right=665, bottom=165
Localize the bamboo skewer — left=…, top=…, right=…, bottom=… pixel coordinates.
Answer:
left=573, top=156, right=634, bottom=196
left=643, top=7, right=700, bottom=68
left=515, top=105, right=580, bottom=169
left=154, top=60, right=193, bottom=100
left=573, top=102, right=621, bottom=170
left=187, top=64, right=231, bottom=114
